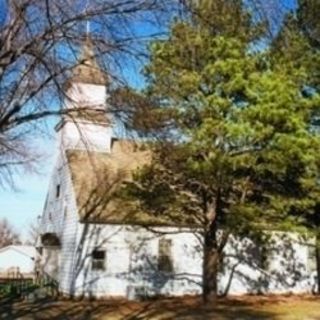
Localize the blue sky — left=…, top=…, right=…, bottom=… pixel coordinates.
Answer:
left=0, top=0, right=298, bottom=240
left=0, top=137, right=56, bottom=240
left=0, top=168, right=51, bottom=238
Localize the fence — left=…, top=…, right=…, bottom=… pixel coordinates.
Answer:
left=0, top=269, right=59, bottom=299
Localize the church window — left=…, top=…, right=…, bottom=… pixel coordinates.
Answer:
left=219, top=252, right=225, bottom=274
left=308, top=244, right=317, bottom=273
left=92, top=249, right=106, bottom=271
left=252, top=240, right=270, bottom=271
left=56, top=184, right=60, bottom=198
left=158, top=239, right=174, bottom=273
left=43, top=194, right=49, bottom=211
left=259, top=245, right=270, bottom=270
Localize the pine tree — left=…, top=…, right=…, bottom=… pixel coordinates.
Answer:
left=123, top=2, right=320, bottom=302
left=271, top=0, right=320, bottom=294
left=297, top=0, right=320, bottom=49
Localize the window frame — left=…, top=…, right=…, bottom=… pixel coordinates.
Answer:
left=158, top=238, right=174, bottom=273
left=63, top=206, right=68, bottom=220
left=91, top=249, right=106, bottom=271
left=259, top=244, right=270, bottom=270
left=56, top=184, right=60, bottom=198
left=307, top=244, right=317, bottom=273
left=253, top=240, right=271, bottom=271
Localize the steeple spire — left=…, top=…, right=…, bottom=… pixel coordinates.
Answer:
left=69, top=37, right=108, bottom=86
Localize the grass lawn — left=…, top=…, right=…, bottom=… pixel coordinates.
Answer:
left=1, top=295, right=320, bottom=320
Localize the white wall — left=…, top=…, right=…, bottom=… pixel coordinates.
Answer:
left=70, top=224, right=203, bottom=298
left=60, top=121, right=112, bottom=152
left=69, top=225, right=317, bottom=298
left=59, top=82, right=112, bottom=153
left=40, top=149, right=82, bottom=291
left=219, top=232, right=317, bottom=295
left=65, top=83, right=107, bottom=110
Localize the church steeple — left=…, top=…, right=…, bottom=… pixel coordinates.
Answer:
left=57, top=38, right=112, bottom=153
left=69, top=38, right=108, bottom=86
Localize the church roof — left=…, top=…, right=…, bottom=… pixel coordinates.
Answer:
left=66, top=139, right=199, bottom=227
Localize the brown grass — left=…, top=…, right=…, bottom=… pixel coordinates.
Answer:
left=1, top=295, right=320, bottom=320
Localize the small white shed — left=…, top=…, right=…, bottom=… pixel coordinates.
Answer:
left=0, top=245, right=37, bottom=278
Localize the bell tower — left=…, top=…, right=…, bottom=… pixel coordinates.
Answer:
left=56, top=39, right=112, bottom=152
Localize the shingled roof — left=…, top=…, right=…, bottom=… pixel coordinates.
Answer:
left=66, top=139, right=200, bottom=227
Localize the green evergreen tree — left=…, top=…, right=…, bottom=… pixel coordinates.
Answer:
left=123, top=2, right=320, bottom=302
left=271, top=0, right=320, bottom=293
left=297, top=0, right=320, bottom=49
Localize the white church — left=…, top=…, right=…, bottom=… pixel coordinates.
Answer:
left=38, top=42, right=318, bottom=299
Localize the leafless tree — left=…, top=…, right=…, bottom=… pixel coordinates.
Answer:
left=0, top=218, right=21, bottom=248
left=25, top=216, right=41, bottom=246
left=0, top=0, right=172, bottom=188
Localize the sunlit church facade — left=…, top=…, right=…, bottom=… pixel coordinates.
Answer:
left=38, top=42, right=318, bottom=299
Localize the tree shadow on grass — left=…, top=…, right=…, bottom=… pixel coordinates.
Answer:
left=122, top=297, right=277, bottom=320
left=0, top=297, right=126, bottom=320
left=0, top=296, right=281, bottom=320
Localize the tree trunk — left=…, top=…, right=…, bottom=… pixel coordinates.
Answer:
left=203, top=227, right=220, bottom=303
left=316, top=233, right=320, bottom=294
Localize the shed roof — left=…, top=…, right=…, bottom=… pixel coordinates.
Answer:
left=0, top=245, right=37, bottom=259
